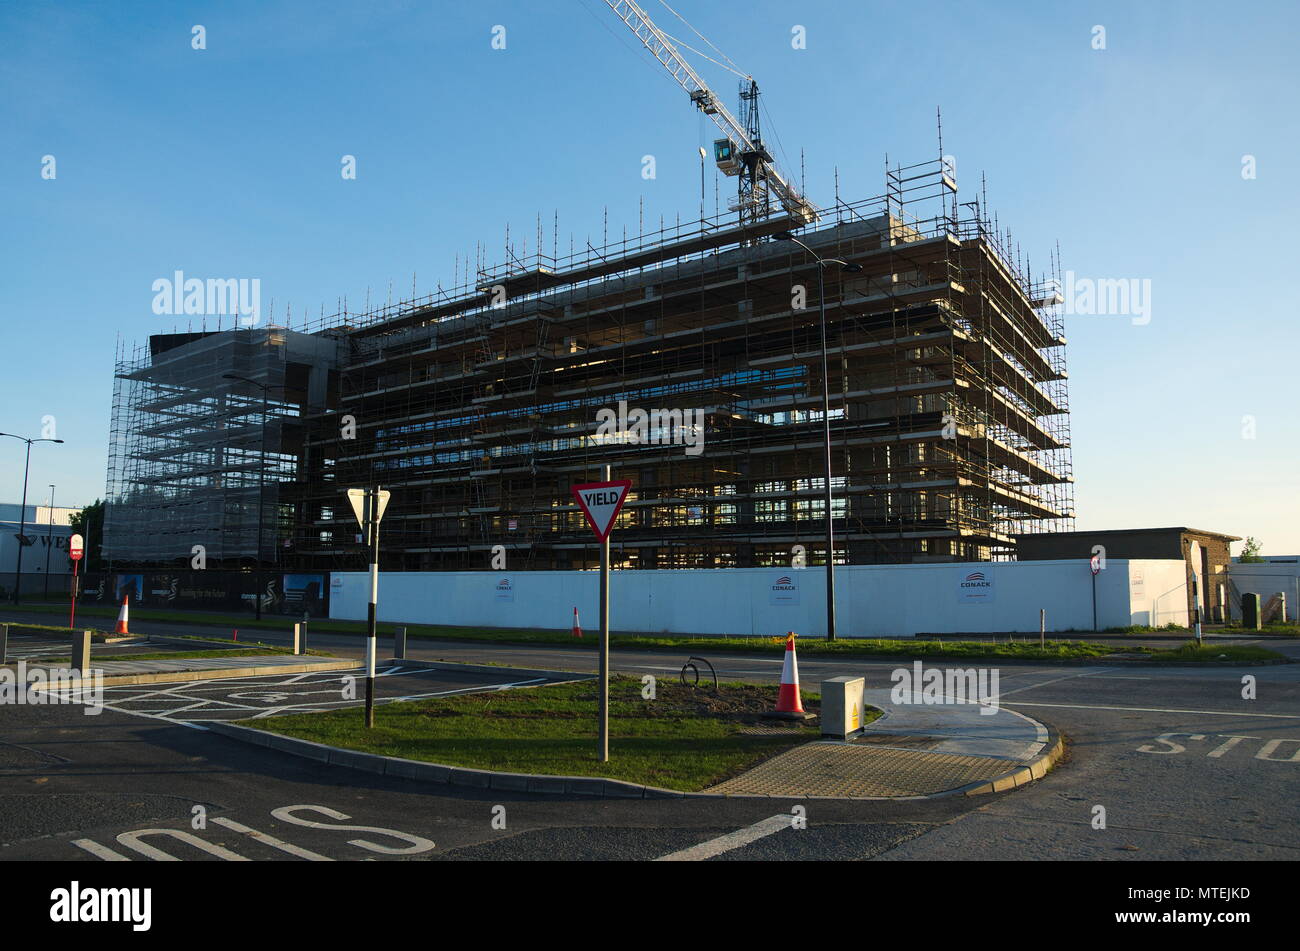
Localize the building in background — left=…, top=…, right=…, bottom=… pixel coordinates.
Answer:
left=1015, top=527, right=1240, bottom=623
left=0, top=502, right=80, bottom=595
left=103, top=158, right=1074, bottom=573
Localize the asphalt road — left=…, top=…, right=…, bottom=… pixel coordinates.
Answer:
left=3, top=609, right=1297, bottom=861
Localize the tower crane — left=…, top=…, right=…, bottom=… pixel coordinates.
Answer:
left=602, top=0, right=819, bottom=226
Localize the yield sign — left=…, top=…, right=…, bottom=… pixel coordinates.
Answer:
left=346, top=488, right=391, bottom=528
left=571, top=480, right=632, bottom=541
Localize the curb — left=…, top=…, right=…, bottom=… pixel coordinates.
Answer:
left=947, top=723, right=1066, bottom=797
left=24, top=658, right=358, bottom=692
left=203, top=720, right=699, bottom=800
left=202, top=715, right=1066, bottom=803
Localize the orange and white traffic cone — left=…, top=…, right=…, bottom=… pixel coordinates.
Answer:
left=115, top=594, right=130, bottom=635
left=572, top=606, right=583, bottom=639
left=775, top=631, right=804, bottom=714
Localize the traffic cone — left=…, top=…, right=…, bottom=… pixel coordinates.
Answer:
left=572, top=606, right=583, bottom=639
left=115, top=594, right=130, bottom=635
left=775, top=632, right=804, bottom=714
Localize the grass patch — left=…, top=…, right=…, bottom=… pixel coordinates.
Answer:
left=1104, top=623, right=1189, bottom=635
left=1149, top=641, right=1286, bottom=663
left=243, top=677, right=867, bottom=792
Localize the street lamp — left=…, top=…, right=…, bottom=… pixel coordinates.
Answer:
left=0, top=433, right=65, bottom=605
left=43, top=484, right=55, bottom=600
left=773, top=231, right=862, bottom=642
left=222, top=374, right=288, bottom=620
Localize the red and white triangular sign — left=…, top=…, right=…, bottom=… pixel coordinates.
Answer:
left=571, top=480, right=632, bottom=541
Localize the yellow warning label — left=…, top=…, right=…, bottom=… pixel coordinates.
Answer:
left=851, top=703, right=859, bottom=729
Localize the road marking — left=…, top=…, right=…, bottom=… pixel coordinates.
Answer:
left=654, top=814, right=792, bottom=862
left=210, top=817, right=335, bottom=860
left=72, top=838, right=131, bottom=861
left=997, top=669, right=1107, bottom=697
left=1004, top=701, right=1300, bottom=719
left=116, top=828, right=250, bottom=861
left=271, top=805, right=435, bottom=855
left=1208, top=735, right=1259, bottom=758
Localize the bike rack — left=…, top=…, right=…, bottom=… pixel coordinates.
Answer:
left=680, top=655, right=718, bottom=691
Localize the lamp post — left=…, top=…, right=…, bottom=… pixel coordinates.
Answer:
left=772, top=232, right=861, bottom=642
left=1, top=433, right=65, bottom=605
left=43, top=484, right=55, bottom=600
left=222, top=374, right=287, bottom=621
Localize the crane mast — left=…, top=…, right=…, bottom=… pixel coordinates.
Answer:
left=602, top=0, right=818, bottom=226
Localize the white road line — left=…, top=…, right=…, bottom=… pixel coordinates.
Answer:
left=1004, top=701, right=1300, bottom=719
left=210, top=817, right=335, bottom=860
left=998, top=669, right=1107, bottom=698
left=72, top=838, right=131, bottom=861
left=654, top=814, right=792, bottom=862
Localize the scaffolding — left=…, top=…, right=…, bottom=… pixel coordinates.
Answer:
left=103, top=328, right=338, bottom=568
left=104, top=156, right=1074, bottom=571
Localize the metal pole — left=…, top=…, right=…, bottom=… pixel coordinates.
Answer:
left=255, top=387, right=267, bottom=621
left=1091, top=572, right=1097, bottom=633
left=599, top=464, right=611, bottom=763
left=365, top=485, right=380, bottom=728
left=43, top=485, right=55, bottom=600
left=1040, top=608, right=1045, bottom=648
left=818, top=265, right=837, bottom=642
left=13, top=440, right=32, bottom=604
left=69, top=558, right=78, bottom=629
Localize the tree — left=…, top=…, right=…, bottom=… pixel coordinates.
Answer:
left=1239, top=536, right=1265, bottom=563
left=67, top=499, right=105, bottom=572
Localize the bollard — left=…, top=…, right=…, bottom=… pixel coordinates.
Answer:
left=1276, top=593, right=1287, bottom=626
left=72, top=629, right=93, bottom=675
left=1040, top=609, right=1045, bottom=649
left=0, top=623, right=8, bottom=664
left=301, top=612, right=310, bottom=653
left=292, top=623, right=303, bottom=656
left=1242, top=593, right=1261, bottom=631
left=394, top=626, right=407, bottom=660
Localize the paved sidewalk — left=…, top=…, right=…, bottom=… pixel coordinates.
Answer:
left=707, top=687, right=1057, bottom=800
left=21, top=654, right=358, bottom=690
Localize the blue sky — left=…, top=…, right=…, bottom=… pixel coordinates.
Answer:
left=2, top=0, right=1297, bottom=551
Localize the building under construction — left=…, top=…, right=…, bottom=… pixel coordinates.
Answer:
left=103, top=158, right=1074, bottom=573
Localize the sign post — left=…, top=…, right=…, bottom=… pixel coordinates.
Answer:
left=68, top=533, right=83, bottom=629
left=1089, top=553, right=1101, bottom=632
left=571, top=469, right=631, bottom=763
left=348, top=486, right=390, bottom=728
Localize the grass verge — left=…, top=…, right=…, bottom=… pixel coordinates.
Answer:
left=242, top=677, right=867, bottom=792
left=1145, top=642, right=1286, bottom=663
left=3, top=605, right=1284, bottom=662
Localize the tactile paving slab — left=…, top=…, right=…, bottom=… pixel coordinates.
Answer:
left=708, top=741, right=1016, bottom=798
